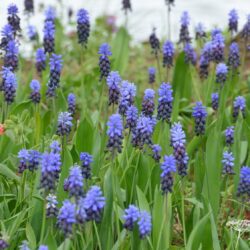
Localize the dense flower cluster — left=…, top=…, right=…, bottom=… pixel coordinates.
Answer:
left=7, top=4, right=21, bottom=35
left=162, top=40, right=174, bottom=68
left=67, top=93, right=76, bottom=115
left=241, top=14, right=250, bottom=41
left=30, top=80, right=41, bottom=104
left=233, top=96, right=246, bottom=120
left=222, top=151, right=234, bottom=175
left=46, top=193, right=58, bottom=217
left=4, top=40, right=19, bottom=70
left=179, top=11, right=191, bottom=44
left=216, top=63, right=228, bottom=86
left=142, top=89, right=155, bottom=117
left=225, top=126, right=234, bottom=147
left=237, top=166, right=250, bottom=199
left=106, top=71, right=121, bottom=106
left=2, top=70, right=17, bottom=104
left=195, top=22, right=206, bottom=40
left=192, top=102, right=207, bottom=136
left=211, top=92, right=219, bottom=111
left=228, top=9, right=238, bottom=33
left=0, top=24, right=14, bottom=50
left=80, top=152, right=93, bottom=179
left=199, top=42, right=212, bottom=79
left=56, top=112, right=73, bottom=136
left=211, top=33, right=225, bottom=63
left=98, top=43, right=112, bottom=81
left=122, top=0, right=132, bottom=14
left=43, top=20, right=55, bottom=54
left=149, top=28, right=160, bottom=55
left=184, top=43, right=197, bottom=65
left=151, top=144, right=162, bottom=162
left=125, top=105, right=138, bottom=131
left=148, top=67, right=156, bottom=84
left=228, top=42, right=240, bottom=71
left=77, top=9, right=90, bottom=47
left=35, top=48, right=46, bottom=75
left=24, top=0, right=34, bottom=14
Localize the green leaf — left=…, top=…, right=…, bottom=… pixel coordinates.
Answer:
left=136, top=186, right=150, bottom=212
left=26, top=223, right=37, bottom=249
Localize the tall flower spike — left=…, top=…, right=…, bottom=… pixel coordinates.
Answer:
left=7, top=4, right=21, bottom=35
left=106, top=71, right=121, bottom=106
left=27, top=150, right=40, bottom=171
left=77, top=9, right=90, bottom=47
left=179, top=11, right=191, bottom=44
left=3, top=70, right=17, bottom=104
left=184, top=43, right=197, bottom=65
left=151, top=144, right=162, bottom=162
left=228, top=42, right=240, bottom=71
left=27, top=25, right=37, bottom=41
left=149, top=28, right=160, bottom=55
left=225, top=126, right=234, bottom=147
left=157, top=82, right=173, bottom=123
left=56, top=112, right=73, bottom=136
left=241, top=14, right=250, bottom=41
left=84, top=186, right=105, bottom=222
left=45, top=6, right=56, bottom=22
left=123, top=205, right=140, bottom=230
left=138, top=211, right=152, bottom=239
left=107, top=114, right=123, bottom=154
left=80, top=152, right=93, bottom=179
left=162, top=40, right=174, bottom=68
left=211, top=33, right=225, bottom=63
left=18, top=149, right=29, bottom=173
left=216, top=63, right=228, bottom=86
left=122, top=0, right=132, bottom=14
left=142, top=89, right=155, bottom=117
left=233, top=96, right=246, bottom=120
left=228, top=9, right=238, bottom=34
left=36, top=48, right=46, bottom=75
left=46, top=193, right=58, bottom=217
left=4, top=40, right=19, bottom=70
left=30, top=80, right=41, bottom=104
left=67, top=93, right=76, bottom=115
left=0, top=239, right=9, bottom=250
left=125, top=105, right=138, bottom=131
left=237, top=166, right=250, bottom=199
left=98, top=43, right=112, bottom=81
left=24, top=0, right=34, bottom=14
left=222, top=151, right=234, bottom=175
left=43, top=20, right=55, bottom=54
left=199, top=42, right=212, bottom=79
left=192, top=102, right=207, bottom=136
left=160, top=155, right=176, bottom=194
left=148, top=67, right=156, bottom=84
left=211, top=92, right=219, bottom=111
left=195, top=22, right=206, bottom=40
left=0, top=24, right=14, bottom=50
left=57, top=200, right=76, bottom=236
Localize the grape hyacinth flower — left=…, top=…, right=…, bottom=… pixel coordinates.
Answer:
left=149, top=28, right=160, bottom=55
left=184, top=43, right=197, bottom=65
left=0, top=66, right=12, bottom=91
left=157, top=82, right=173, bottom=123
left=192, top=102, right=207, bottom=136
left=123, top=205, right=140, bottom=230
left=27, top=25, right=37, bottom=40
left=211, top=28, right=222, bottom=39
left=228, top=42, right=240, bottom=71
left=125, top=105, right=138, bottom=131
left=222, top=151, right=235, bottom=175
left=64, top=165, right=84, bottom=198
left=225, top=126, right=234, bottom=147
left=98, top=43, right=112, bottom=81
left=162, top=40, right=174, bottom=68
left=36, top=48, right=46, bottom=75
left=56, top=112, right=73, bottom=136
left=38, top=246, right=48, bottom=250
left=19, top=241, right=30, bottom=250
left=148, top=67, right=156, bottom=84
left=0, top=239, right=9, bottom=250
left=138, top=211, right=152, bottom=239
left=67, top=93, right=76, bottom=115
left=43, top=20, right=55, bottom=54
left=211, top=92, right=219, bottom=111
left=107, top=114, right=123, bottom=154
left=241, top=14, right=250, bottom=42
left=24, top=0, right=34, bottom=14
left=18, top=149, right=29, bottom=173
left=45, top=6, right=56, bottom=22
left=76, top=197, right=87, bottom=224
left=233, top=96, right=246, bottom=120
left=80, top=152, right=93, bottom=179
left=57, top=200, right=76, bottom=236
left=160, top=155, right=176, bottom=194
left=4, top=40, right=19, bottom=70
left=165, top=0, right=175, bottom=9
left=76, top=9, right=90, bottom=47
left=122, top=0, right=132, bottom=14
left=151, top=144, right=162, bottom=162
left=84, top=186, right=105, bottom=222
left=7, top=4, right=21, bottom=35
left=237, top=166, right=250, bottom=199
left=0, top=24, right=14, bottom=50
left=195, top=22, right=206, bottom=40
left=211, top=33, right=225, bottom=63
left=30, top=80, right=41, bottom=104
left=170, top=122, right=189, bottom=176
left=106, top=71, right=121, bottom=106
left=179, top=11, right=191, bottom=44
left=199, top=42, right=212, bottom=79
left=228, top=9, right=238, bottom=34
left=27, top=150, right=40, bottom=171
left=50, top=140, right=61, bottom=154
left=216, top=63, right=228, bottom=86
left=3, top=70, right=17, bottom=104
left=46, top=193, right=58, bottom=217
left=142, top=89, right=155, bottom=117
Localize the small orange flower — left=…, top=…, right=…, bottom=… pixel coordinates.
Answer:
left=0, top=124, right=5, bottom=135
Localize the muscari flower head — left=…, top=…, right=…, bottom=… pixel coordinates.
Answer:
left=57, top=200, right=76, bottom=236
left=98, top=43, right=112, bottom=81
left=107, top=114, right=124, bottom=154
left=222, top=151, right=234, bottom=175
left=27, top=25, right=37, bottom=40
left=195, top=22, right=206, bottom=40
left=4, top=40, right=19, bottom=70
left=211, top=28, right=222, bottom=39
left=56, top=112, right=73, bottom=136
left=30, top=79, right=41, bottom=104
left=241, top=14, right=250, bottom=41
left=151, top=144, right=162, bottom=162
left=237, top=166, right=250, bottom=199
left=162, top=40, right=174, bottom=68
left=211, top=92, right=219, bottom=111
left=225, top=126, right=234, bottom=147
left=216, top=63, right=228, bottom=86
left=76, top=197, right=87, bottom=224
left=45, top=6, right=56, bottom=22
left=149, top=28, right=160, bottom=55
left=228, top=42, right=240, bottom=71
left=106, top=71, right=121, bottom=106
left=184, top=43, right=197, bottom=65
left=38, top=246, right=48, bottom=250
left=138, top=211, right=152, bottom=239
left=80, top=152, right=93, bottom=179
left=24, top=0, right=34, bottom=13
left=228, top=9, right=238, bottom=33
left=18, top=149, right=29, bottom=173
left=36, top=48, right=46, bottom=75
left=50, top=140, right=61, bottom=153
left=125, top=105, right=138, bottom=131
left=157, top=82, right=173, bottom=123
left=3, top=70, right=17, bottom=104
left=199, top=41, right=212, bottom=79
left=161, top=155, right=176, bottom=194
left=0, top=24, right=14, bottom=49
left=77, top=8, right=90, bottom=47
left=123, top=205, right=140, bottom=231
left=46, top=193, right=58, bottom=217
left=148, top=67, right=156, bottom=84
left=84, top=186, right=105, bottom=222
left=27, top=150, right=41, bottom=171
left=211, top=33, right=225, bottom=63
left=179, top=11, right=191, bottom=44
left=192, top=101, right=207, bottom=136
left=7, top=4, right=21, bottom=34
left=122, top=0, right=132, bottom=14
left=43, top=20, right=55, bottom=54
left=0, top=239, right=9, bottom=250
left=67, top=93, right=76, bottom=115
left=233, top=96, right=246, bottom=120
left=142, top=89, right=155, bottom=117
left=19, top=240, right=30, bottom=250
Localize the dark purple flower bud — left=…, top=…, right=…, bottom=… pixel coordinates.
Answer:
left=211, top=92, right=219, bottom=111
left=4, top=40, right=19, bottom=70
left=38, top=246, right=48, bottom=250
left=43, top=20, right=55, bottom=54
left=57, top=200, right=76, bottom=236
left=7, top=4, right=21, bottom=35
left=3, top=70, right=17, bottom=104
left=199, top=42, right=212, bottom=79
left=165, top=0, right=175, bottom=9
left=138, top=211, right=152, bottom=238
left=228, top=42, right=240, bottom=71
left=106, top=71, right=121, bottom=106
left=192, top=102, right=207, bottom=136
left=84, top=186, right=105, bottom=222
left=179, top=11, right=191, bottom=44
left=24, top=0, right=34, bottom=14
left=77, top=9, right=90, bottom=47
left=122, top=0, right=132, bottom=14
left=228, top=9, right=238, bottom=33
left=148, top=67, right=156, bottom=84
left=30, top=80, right=41, bottom=104
left=125, top=105, right=138, bottom=131
left=233, top=96, right=246, bottom=120
left=18, top=149, right=29, bottom=173
left=225, top=126, right=234, bottom=146
left=222, top=151, right=234, bottom=175
left=149, top=28, right=160, bottom=55
left=211, top=33, right=225, bottom=63
left=36, top=48, right=46, bottom=75
left=157, top=82, right=173, bottom=122
left=107, top=114, right=124, bottom=154
left=123, top=205, right=140, bottom=230
left=241, top=14, right=250, bottom=41
left=67, top=93, right=76, bottom=115
left=27, top=150, right=41, bottom=171
left=98, top=43, right=112, bottom=81
left=237, top=166, right=250, bottom=199
left=80, top=152, right=93, bottom=179
left=56, top=112, right=73, bottom=136
left=46, top=193, right=58, bottom=217
left=27, top=25, right=37, bottom=40
left=162, top=40, right=174, bottom=68
left=195, top=22, right=206, bottom=40
left=184, top=43, right=197, bottom=65
left=45, top=6, right=56, bottom=22
left=0, top=239, right=9, bottom=250
left=216, top=63, right=228, bottom=86
left=142, top=89, right=155, bottom=117
left=151, top=144, right=162, bottom=162
left=0, top=24, right=14, bottom=49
